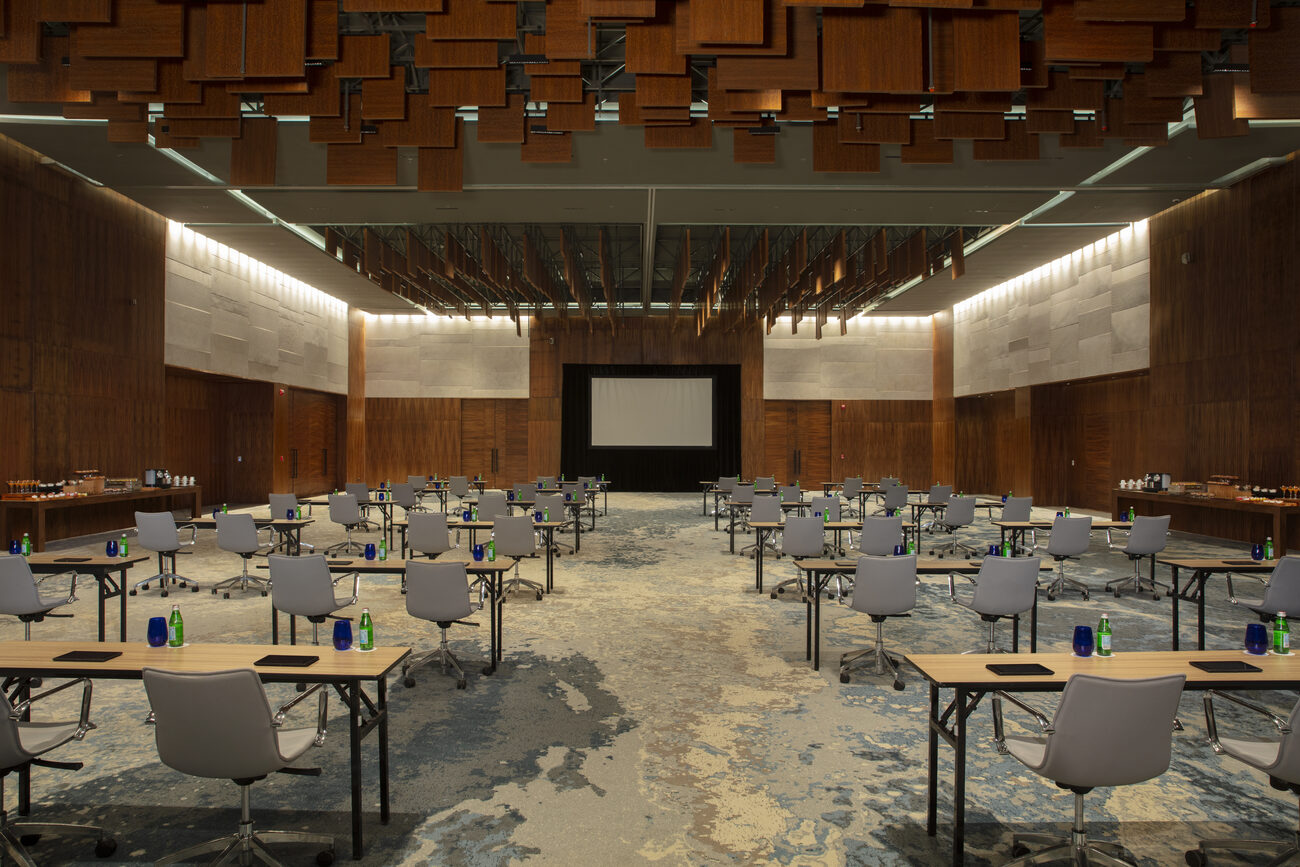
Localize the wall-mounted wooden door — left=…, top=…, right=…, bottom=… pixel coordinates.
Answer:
left=461, top=398, right=528, bottom=488
left=763, top=400, right=831, bottom=486
left=288, top=388, right=339, bottom=496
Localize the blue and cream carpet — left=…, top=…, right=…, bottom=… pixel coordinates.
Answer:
left=8, top=493, right=1296, bottom=865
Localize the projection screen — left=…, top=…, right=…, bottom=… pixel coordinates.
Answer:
left=590, top=376, right=714, bottom=448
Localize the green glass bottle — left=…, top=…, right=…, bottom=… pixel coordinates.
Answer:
left=295, top=504, right=302, bottom=520
left=1064, top=506, right=1071, bottom=517
left=823, top=509, right=829, bottom=524
left=1001, top=540, right=1011, bottom=558
left=222, top=503, right=228, bottom=514
left=20, top=532, right=30, bottom=556
left=1097, top=614, right=1112, bottom=657
left=907, top=539, right=916, bottom=555
left=1128, top=506, right=1135, bottom=522
left=359, top=608, right=374, bottom=651
left=120, top=533, right=128, bottom=557
left=167, top=604, right=184, bottom=647
left=472, top=506, right=479, bottom=522
left=1275, top=611, right=1290, bottom=654
left=378, top=537, right=387, bottom=561
left=1266, top=536, right=1275, bottom=560
left=543, top=507, right=550, bottom=522
left=487, top=539, right=496, bottom=561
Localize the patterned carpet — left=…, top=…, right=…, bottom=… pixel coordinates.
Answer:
left=7, top=492, right=1297, bottom=866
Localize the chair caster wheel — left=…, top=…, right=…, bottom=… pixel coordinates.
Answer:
left=839, top=673, right=850, bottom=684
left=1113, top=588, right=1121, bottom=598
left=892, top=681, right=905, bottom=692
left=1047, top=593, right=1056, bottom=601
left=1184, top=850, right=1207, bottom=867
left=316, top=848, right=335, bottom=866
left=1082, top=592, right=1090, bottom=601
left=261, top=591, right=268, bottom=597
left=128, top=589, right=137, bottom=596
left=776, top=587, right=785, bottom=594
left=160, top=591, right=169, bottom=598
left=964, top=554, right=971, bottom=560
left=191, top=585, right=199, bottom=592
left=212, top=589, right=218, bottom=595
left=403, top=677, right=415, bottom=688
left=770, top=592, right=777, bottom=599
left=1152, top=594, right=1160, bottom=602
left=536, top=592, right=543, bottom=601
left=456, top=679, right=467, bottom=689
left=20, top=834, right=40, bottom=846
left=95, top=837, right=117, bottom=858
left=1012, top=843, right=1030, bottom=858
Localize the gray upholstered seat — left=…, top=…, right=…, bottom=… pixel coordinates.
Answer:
left=268, top=553, right=359, bottom=646
left=839, top=555, right=917, bottom=690
left=536, top=475, right=556, bottom=489
left=1106, top=514, right=1171, bottom=599
left=769, top=516, right=825, bottom=600
left=494, top=515, right=542, bottom=599
left=949, top=556, right=1041, bottom=653
left=993, top=673, right=1185, bottom=866
left=325, top=492, right=369, bottom=556
left=0, top=555, right=78, bottom=640
left=858, top=516, right=904, bottom=556
left=212, top=512, right=274, bottom=598
left=779, top=484, right=802, bottom=503
left=535, top=493, right=573, bottom=554
left=407, top=512, right=454, bottom=559
left=929, top=495, right=979, bottom=559
left=0, top=677, right=114, bottom=862
left=1042, top=515, right=1094, bottom=600
left=130, top=510, right=199, bottom=596
left=740, top=495, right=782, bottom=559
left=142, top=667, right=332, bottom=866
left=1001, top=496, right=1033, bottom=522
left=1228, top=555, right=1300, bottom=623
left=403, top=560, right=478, bottom=689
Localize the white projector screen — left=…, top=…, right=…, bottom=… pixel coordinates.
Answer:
left=590, top=377, right=713, bottom=448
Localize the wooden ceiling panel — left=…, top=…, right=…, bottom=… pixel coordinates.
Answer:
left=1058, top=116, right=1102, bottom=146
left=778, top=92, right=827, bottom=121
left=645, top=118, right=713, bottom=148
left=584, top=0, right=657, bottom=17
left=1073, top=0, right=1183, bottom=21
left=530, top=74, right=584, bottom=103
left=971, top=120, right=1040, bottom=158
left=933, top=91, right=1012, bottom=112
left=426, top=0, right=516, bottom=39
left=1025, top=69, right=1104, bottom=111
left=1025, top=107, right=1075, bottom=133
left=105, top=119, right=147, bottom=142
left=1193, top=0, right=1268, bottom=30
left=162, top=117, right=242, bottom=138
left=307, top=0, right=339, bottom=60
left=1043, top=0, right=1153, bottom=63
left=547, top=93, right=597, bottom=131
left=38, top=0, right=109, bottom=23
left=327, top=136, right=399, bottom=185
left=476, top=91, right=524, bottom=142
left=375, top=94, right=455, bottom=146
left=813, top=121, right=880, bottom=172
left=689, top=0, right=764, bottom=45
left=1020, top=38, right=1049, bottom=88
left=206, top=0, right=306, bottom=78
left=1121, top=73, right=1184, bottom=123
left=414, top=38, right=498, bottom=67
left=362, top=66, right=407, bottom=119
left=953, top=10, right=1020, bottom=91
left=1192, top=72, right=1248, bottom=137
left=838, top=111, right=911, bottom=143
left=346, top=0, right=442, bottom=10
left=1068, top=63, right=1125, bottom=79
left=7, top=35, right=90, bottom=102
left=1153, top=23, right=1220, bottom=52
left=150, top=120, right=199, bottom=149
left=162, top=82, right=239, bottom=118
left=934, top=110, right=1006, bottom=139
left=626, top=9, right=685, bottom=75
left=309, top=93, right=363, bottom=143
left=545, top=0, right=594, bottom=59
left=418, top=118, right=464, bottom=192
left=261, top=64, right=339, bottom=116
left=1143, top=49, right=1202, bottom=97
left=900, top=118, right=954, bottom=163
left=522, top=34, right=581, bottom=75
left=823, top=6, right=923, bottom=93
left=714, top=5, right=818, bottom=91
left=1249, top=7, right=1300, bottom=95
left=62, top=92, right=144, bottom=119
left=68, top=55, right=157, bottom=91
left=637, top=73, right=691, bottom=107
left=427, top=66, right=506, bottom=106
left=70, top=0, right=183, bottom=58
left=520, top=125, right=574, bottom=162
left=676, top=0, right=787, bottom=55
left=733, top=127, right=776, bottom=163
left=1231, top=73, right=1300, bottom=121
left=336, top=35, right=391, bottom=78
left=1, top=0, right=45, bottom=63
left=230, top=116, right=278, bottom=185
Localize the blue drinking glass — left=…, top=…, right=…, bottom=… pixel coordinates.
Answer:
left=333, top=619, right=353, bottom=651
left=1245, top=622, right=1269, bottom=655
left=377, top=491, right=385, bottom=502
left=537, top=481, right=543, bottom=490
left=463, top=509, right=472, bottom=522
left=1252, top=543, right=1265, bottom=561
left=8, top=540, right=18, bottom=555
left=146, top=616, right=167, bottom=647
left=106, top=539, right=118, bottom=557
left=364, top=543, right=376, bottom=561
left=565, top=492, right=571, bottom=502
left=988, top=544, right=1001, bottom=557
left=286, top=509, right=294, bottom=520
left=893, top=544, right=906, bottom=556
left=1056, top=511, right=1064, bottom=517
left=1073, top=625, right=1094, bottom=657
left=534, top=510, right=543, bottom=523
left=1002, top=494, right=1008, bottom=503
left=508, top=490, right=514, bottom=501
left=473, top=544, right=485, bottom=562
left=212, top=507, right=220, bottom=518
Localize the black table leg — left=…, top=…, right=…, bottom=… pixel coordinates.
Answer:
left=378, top=677, right=390, bottom=826
left=813, top=574, right=822, bottom=671
left=926, top=684, right=939, bottom=837
left=952, top=688, right=969, bottom=867
left=805, top=577, right=813, bottom=661
left=272, top=608, right=279, bottom=645
left=495, top=571, right=504, bottom=663
left=755, top=530, right=764, bottom=592
left=1171, top=565, right=1181, bottom=650
left=116, top=568, right=127, bottom=642
left=485, top=576, right=499, bottom=675
left=1012, top=613, right=1019, bottom=652
left=545, top=528, right=555, bottom=592
left=348, top=682, right=363, bottom=860
left=1030, top=594, right=1038, bottom=652
left=574, top=508, right=582, bottom=553
left=1197, top=570, right=1209, bottom=650
left=729, top=508, right=737, bottom=554
left=702, top=487, right=708, bottom=517
left=96, top=574, right=107, bottom=642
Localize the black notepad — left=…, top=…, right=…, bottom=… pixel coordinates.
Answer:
left=835, top=560, right=859, bottom=567
left=986, top=662, right=1054, bottom=676
left=254, top=654, right=319, bottom=668
left=54, top=557, right=92, bottom=563
left=326, top=560, right=353, bottom=566
left=53, top=650, right=121, bottom=663
left=1223, top=560, right=1267, bottom=567
left=1190, top=660, right=1262, bottom=673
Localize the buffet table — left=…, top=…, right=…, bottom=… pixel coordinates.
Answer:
left=1112, top=488, right=1298, bottom=554
left=0, top=486, right=203, bottom=552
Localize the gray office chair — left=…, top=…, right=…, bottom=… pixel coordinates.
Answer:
left=1042, top=515, right=1094, bottom=601
left=142, top=667, right=333, bottom=866
left=874, top=484, right=907, bottom=517
left=268, top=493, right=314, bottom=553
left=1105, top=515, right=1171, bottom=600
left=779, top=484, right=802, bottom=503
left=1001, top=497, right=1035, bottom=553
left=130, top=511, right=199, bottom=597
left=449, top=475, right=471, bottom=508
left=0, top=555, right=78, bottom=640
left=929, top=496, right=979, bottom=559
left=1187, top=692, right=1300, bottom=867
left=769, top=516, right=825, bottom=600
left=840, top=477, right=864, bottom=518
left=344, top=482, right=380, bottom=532
left=810, top=496, right=848, bottom=557
left=0, top=677, right=115, bottom=863
left=949, top=556, right=1041, bottom=653
left=536, top=475, right=556, bottom=489
left=839, top=555, right=917, bottom=690
left=478, top=491, right=510, bottom=520
left=212, top=512, right=275, bottom=598
left=878, top=477, right=901, bottom=489
left=391, top=482, right=427, bottom=518
left=919, top=484, right=953, bottom=531
left=535, top=493, right=573, bottom=555
left=403, top=560, right=478, bottom=689
left=403, top=511, right=457, bottom=594
left=714, top=476, right=739, bottom=517
left=741, top=495, right=782, bottom=559
left=268, top=554, right=360, bottom=646
left=512, top=483, right=533, bottom=503
left=993, top=673, right=1185, bottom=866
left=729, top=484, right=755, bottom=543
left=406, top=475, right=429, bottom=507
left=494, top=515, right=543, bottom=600
left=858, top=516, right=904, bottom=556
left=1227, top=555, right=1300, bottom=623
left=754, top=476, right=776, bottom=493
left=324, top=493, right=369, bottom=556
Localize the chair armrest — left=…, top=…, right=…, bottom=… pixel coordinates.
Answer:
left=1226, top=573, right=1267, bottom=605
left=11, top=678, right=94, bottom=738
left=272, top=682, right=329, bottom=746
left=992, top=690, right=1053, bottom=754
left=34, top=569, right=79, bottom=603
left=330, top=571, right=361, bottom=607
left=1203, top=690, right=1290, bottom=754
left=177, top=524, right=198, bottom=546
left=947, top=571, right=975, bottom=601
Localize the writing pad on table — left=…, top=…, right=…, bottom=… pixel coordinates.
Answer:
left=53, top=650, right=121, bottom=663
left=54, top=557, right=92, bottom=563
left=1223, top=560, right=1266, bottom=567
left=326, top=560, right=353, bottom=566
left=986, top=662, right=1054, bottom=676
left=254, top=654, right=319, bottom=668
left=835, top=560, right=859, bottom=568
left=1190, top=660, right=1262, bottom=673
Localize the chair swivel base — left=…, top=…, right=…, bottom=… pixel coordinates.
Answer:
left=1185, top=833, right=1300, bottom=867
left=1008, top=831, right=1134, bottom=866
left=1, top=817, right=116, bottom=866
left=1042, top=572, right=1091, bottom=602
left=155, top=825, right=333, bottom=867
left=929, top=540, right=980, bottom=560
left=1105, top=563, right=1170, bottom=602
left=324, top=540, right=366, bottom=557
left=403, top=636, right=473, bottom=690
left=211, top=569, right=269, bottom=599
left=130, top=572, right=199, bottom=597
left=961, top=620, right=1015, bottom=655
left=839, top=642, right=906, bottom=690
left=502, top=577, right=544, bottom=601
left=769, top=577, right=805, bottom=600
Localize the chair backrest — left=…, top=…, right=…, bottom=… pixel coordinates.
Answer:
left=478, top=491, right=510, bottom=519
left=449, top=476, right=470, bottom=497
left=328, top=493, right=361, bottom=526
left=1035, top=673, right=1185, bottom=788
left=405, top=560, right=473, bottom=623
left=407, top=475, right=426, bottom=489
left=513, top=484, right=533, bottom=500
left=537, top=476, right=556, bottom=488
left=535, top=494, right=565, bottom=518
left=269, top=554, right=344, bottom=617
left=0, top=555, right=47, bottom=617
left=754, top=476, right=776, bottom=492
left=407, top=512, right=451, bottom=557
left=1125, top=515, right=1171, bottom=556
left=942, top=496, right=976, bottom=527
left=879, top=477, right=901, bottom=490
left=927, top=484, right=953, bottom=505
left=143, top=667, right=287, bottom=780
left=779, top=484, right=802, bottom=502
left=859, top=517, right=903, bottom=556
left=491, top=515, right=535, bottom=557
left=882, top=485, right=907, bottom=511
left=781, top=516, right=825, bottom=558
left=731, top=484, right=755, bottom=506
left=1263, top=698, right=1300, bottom=784
left=748, top=496, right=781, bottom=523
left=560, top=482, right=585, bottom=503
left=970, top=556, right=1041, bottom=616
left=215, top=512, right=259, bottom=555
left=268, top=493, right=299, bottom=517
left=810, top=496, right=840, bottom=522
left=344, top=482, right=370, bottom=503
left=0, top=689, right=36, bottom=769
left=1047, top=516, right=1093, bottom=557
left=717, top=476, right=739, bottom=493
left=849, top=555, right=917, bottom=617
left=1260, top=556, right=1300, bottom=615
left=578, top=476, right=596, bottom=489
left=391, top=482, right=419, bottom=509
left=1001, top=496, right=1033, bottom=522
left=842, top=477, right=863, bottom=498
left=135, top=511, right=180, bottom=552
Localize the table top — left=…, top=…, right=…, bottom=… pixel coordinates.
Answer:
left=1115, top=489, right=1300, bottom=510
left=188, top=516, right=315, bottom=529
left=795, top=557, right=1053, bottom=574
left=992, top=519, right=1132, bottom=530
left=0, top=640, right=408, bottom=681
left=392, top=518, right=571, bottom=529
left=749, top=520, right=915, bottom=530
left=1156, top=557, right=1279, bottom=570
left=0, top=486, right=202, bottom=508
left=300, top=556, right=518, bottom=574
left=905, top=649, right=1300, bottom=690
left=25, top=552, right=150, bottom=570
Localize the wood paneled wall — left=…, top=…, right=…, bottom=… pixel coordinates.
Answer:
left=364, top=397, right=461, bottom=483
left=163, top=368, right=275, bottom=505
left=954, top=388, right=1032, bottom=500
left=931, top=311, right=956, bottom=485
left=0, top=134, right=166, bottom=489
left=831, top=399, right=934, bottom=488
left=344, top=309, right=367, bottom=483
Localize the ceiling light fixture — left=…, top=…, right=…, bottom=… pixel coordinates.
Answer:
left=502, top=54, right=549, bottom=65
left=529, top=124, right=564, bottom=135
